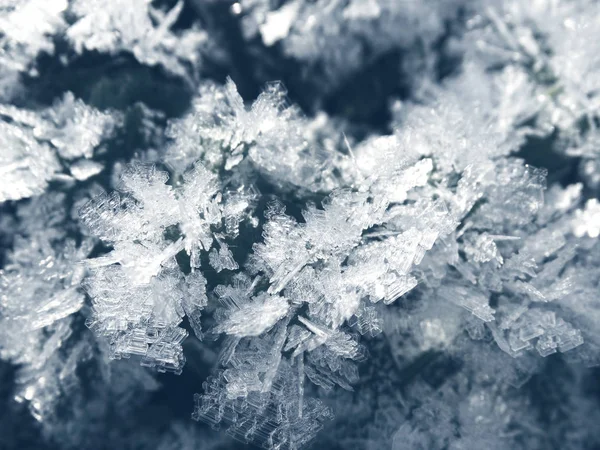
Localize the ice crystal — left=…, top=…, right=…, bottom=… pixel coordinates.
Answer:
left=0, top=193, right=158, bottom=441
left=0, top=93, right=119, bottom=202
left=81, top=162, right=255, bottom=372
left=165, top=78, right=348, bottom=192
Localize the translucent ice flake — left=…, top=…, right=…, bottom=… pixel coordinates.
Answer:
left=296, top=316, right=363, bottom=360
left=69, top=159, right=104, bottom=181
left=439, top=286, right=495, bottom=323
left=501, top=309, right=584, bottom=358
left=463, top=233, right=504, bottom=265
left=214, top=291, right=289, bottom=338
left=140, top=326, right=188, bottom=375
left=208, top=237, right=239, bottom=273
left=348, top=304, right=382, bottom=337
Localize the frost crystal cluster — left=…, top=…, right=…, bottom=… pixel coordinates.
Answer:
left=1, top=1, right=600, bottom=450
left=0, top=93, right=118, bottom=202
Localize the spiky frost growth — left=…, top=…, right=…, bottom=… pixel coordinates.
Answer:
left=81, top=162, right=256, bottom=373
left=167, top=69, right=600, bottom=447
left=67, top=0, right=215, bottom=82
left=0, top=212, right=90, bottom=422
left=386, top=71, right=600, bottom=367
left=1, top=0, right=219, bottom=96
left=165, top=78, right=350, bottom=192
left=188, top=66, right=600, bottom=446
left=0, top=193, right=159, bottom=443
left=192, top=133, right=460, bottom=447
left=76, top=71, right=599, bottom=449
left=0, top=93, right=119, bottom=202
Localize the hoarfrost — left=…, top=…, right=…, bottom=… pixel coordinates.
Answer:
left=0, top=93, right=119, bottom=202
left=2, top=1, right=600, bottom=448
left=0, top=193, right=158, bottom=437
left=165, top=77, right=348, bottom=192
